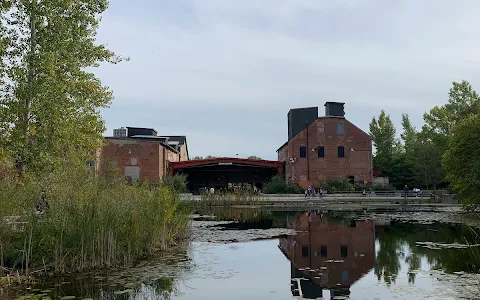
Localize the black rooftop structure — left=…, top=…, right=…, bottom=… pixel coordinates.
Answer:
left=126, top=127, right=158, bottom=137
left=324, top=102, right=345, bottom=117
left=287, top=107, right=318, bottom=141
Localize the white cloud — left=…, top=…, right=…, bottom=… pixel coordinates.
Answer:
left=94, top=0, right=480, bottom=159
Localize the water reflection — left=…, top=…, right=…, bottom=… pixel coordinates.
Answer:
left=279, top=211, right=375, bottom=298
left=5, top=210, right=480, bottom=300
left=278, top=210, right=480, bottom=299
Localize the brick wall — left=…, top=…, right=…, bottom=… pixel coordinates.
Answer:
left=279, top=117, right=372, bottom=188
left=100, top=139, right=161, bottom=183
left=178, top=144, right=189, bottom=161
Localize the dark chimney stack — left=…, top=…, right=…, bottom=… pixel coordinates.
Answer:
left=324, top=102, right=345, bottom=117
left=287, top=107, right=318, bottom=141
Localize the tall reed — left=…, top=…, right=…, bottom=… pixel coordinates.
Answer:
left=0, top=170, right=191, bottom=275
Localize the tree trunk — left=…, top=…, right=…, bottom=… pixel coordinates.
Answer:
left=18, top=0, right=36, bottom=174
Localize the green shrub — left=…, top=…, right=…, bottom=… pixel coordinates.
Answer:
left=162, top=174, right=188, bottom=193
left=317, top=177, right=354, bottom=192
left=263, top=176, right=303, bottom=194
left=0, top=168, right=191, bottom=275
left=373, top=184, right=396, bottom=191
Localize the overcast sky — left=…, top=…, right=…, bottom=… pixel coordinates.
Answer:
left=95, top=0, right=480, bottom=160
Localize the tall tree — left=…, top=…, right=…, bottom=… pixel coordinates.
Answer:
left=424, top=80, right=480, bottom=135
left=412, top=129, right=445, bottom=189
left=420, top=80, right=480, bottom=189
left=400, top=114, right=416, bottom=153
left=369, top=110, right=396, bottom=173
left=0, top=0, right=124, bottom=174
left=443, top=114, right=480, bottom=209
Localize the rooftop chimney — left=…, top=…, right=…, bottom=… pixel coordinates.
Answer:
left=324, top=102, right=345, bottom=117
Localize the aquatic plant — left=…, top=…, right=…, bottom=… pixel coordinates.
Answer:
left=0, top=169, right=191, bottom=276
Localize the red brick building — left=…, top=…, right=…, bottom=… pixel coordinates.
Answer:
left=98, top=127, right=189, bottom=183
left=277, top=102, right=373, bottom=189
left=279, top=213, right=375, bottom=297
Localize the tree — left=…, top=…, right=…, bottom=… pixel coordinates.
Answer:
left=412, top=130, right=445, bottom=189
left=369, top=110, right=396, bottom=173
left=0, top=0, right=124, bottom=175
left=192, top=156, right=203, bottom=160
left=419, top=80, right=480, bottom=189
left=424, top=80, right=480, bottom=136
left=205, top=155, right=217, bottom=159
left=247, top=155, right=262, bottom=160
left=443, top=114, right=480, bottom=209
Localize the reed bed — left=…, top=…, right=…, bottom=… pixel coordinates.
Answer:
left=196, top=192, right=264, bottom=207
left=0, top=172, right=191, bottom=277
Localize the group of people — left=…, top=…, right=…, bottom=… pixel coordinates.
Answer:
left=201, top=185, right=260, bottom=195
left=304, top=186, right=324, bottom=199
left=402, top=185, right=422, bottom=198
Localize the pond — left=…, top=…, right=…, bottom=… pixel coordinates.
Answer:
left=3, top=209, right=480, bottom=300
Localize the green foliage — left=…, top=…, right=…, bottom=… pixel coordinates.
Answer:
left=0, top=169, right=191, bottom=275
left=192, top=156, right=203, bottom=160
left=443, top=115, right=480, bottom=210
left=0, top=0, right=126, bottom=174
left=162, top=174, right=188, bottom=193
left=247, top=155, right=262, bottom=160
left=205, top=155, right=217, bottom=159
left=369, top=110, right=396, bottom=173
left=317, top=177, right=353, bottom=192
left=262, top=175, right=302, bottom=194
left=372, top=81, right=480, bottom=193
left=373, top=184, right=396, bottom=191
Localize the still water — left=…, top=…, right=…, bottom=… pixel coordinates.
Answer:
left=5, top=210, right=480, bottom=300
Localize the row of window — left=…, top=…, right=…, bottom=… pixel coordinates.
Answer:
left=301, top=245, right=348, bottom=258
left=318, top=123, right=345, bottom=135
left=299, top=146, right=345, bottom=158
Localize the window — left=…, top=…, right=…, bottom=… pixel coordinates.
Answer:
left=300, top=146, right=307, bottom=158
left=337, top=123, right=345, bottom=135
left=131, top=158, right=137, bottom=165
left=338, top=146, right=345, bottom=157
left=341, top=245, right=348, bottom=258
left=87, top=161, right=95, bottom=168
left=342, top=270, right=349, bottom=283
left=317, top=146, right=325, bottom=158
left=321, top=245, right=328, bottom=257
left=302, top=246, right=309, bottom=257
left=318, top=126, right=324, bottom=133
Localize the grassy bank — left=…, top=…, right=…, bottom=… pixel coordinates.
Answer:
left=0, top=171, right=191, bottom=278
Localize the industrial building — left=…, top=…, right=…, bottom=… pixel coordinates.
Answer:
left=277, top=102, right=373, bottom=189
left=98, top=127, right=189, bottom=183
left=169, top=157, right=283, bottom=194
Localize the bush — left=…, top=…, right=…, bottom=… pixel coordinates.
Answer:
left=317, top=177, right=354, bottom=192
left=0, top=168, right=191, bottom=275
left=162, top=174, right=188, bottom=193
left=263, top=176, right=303, bottom=194
left=373, top=184, right=396, bottom=191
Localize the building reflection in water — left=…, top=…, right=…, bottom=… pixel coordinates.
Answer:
left=278, top=211, right=375, bottom=299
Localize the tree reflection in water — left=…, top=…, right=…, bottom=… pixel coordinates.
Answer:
left=374, top=233, right=402, bottom=285
left=279, top=211, right=480, bottom=298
